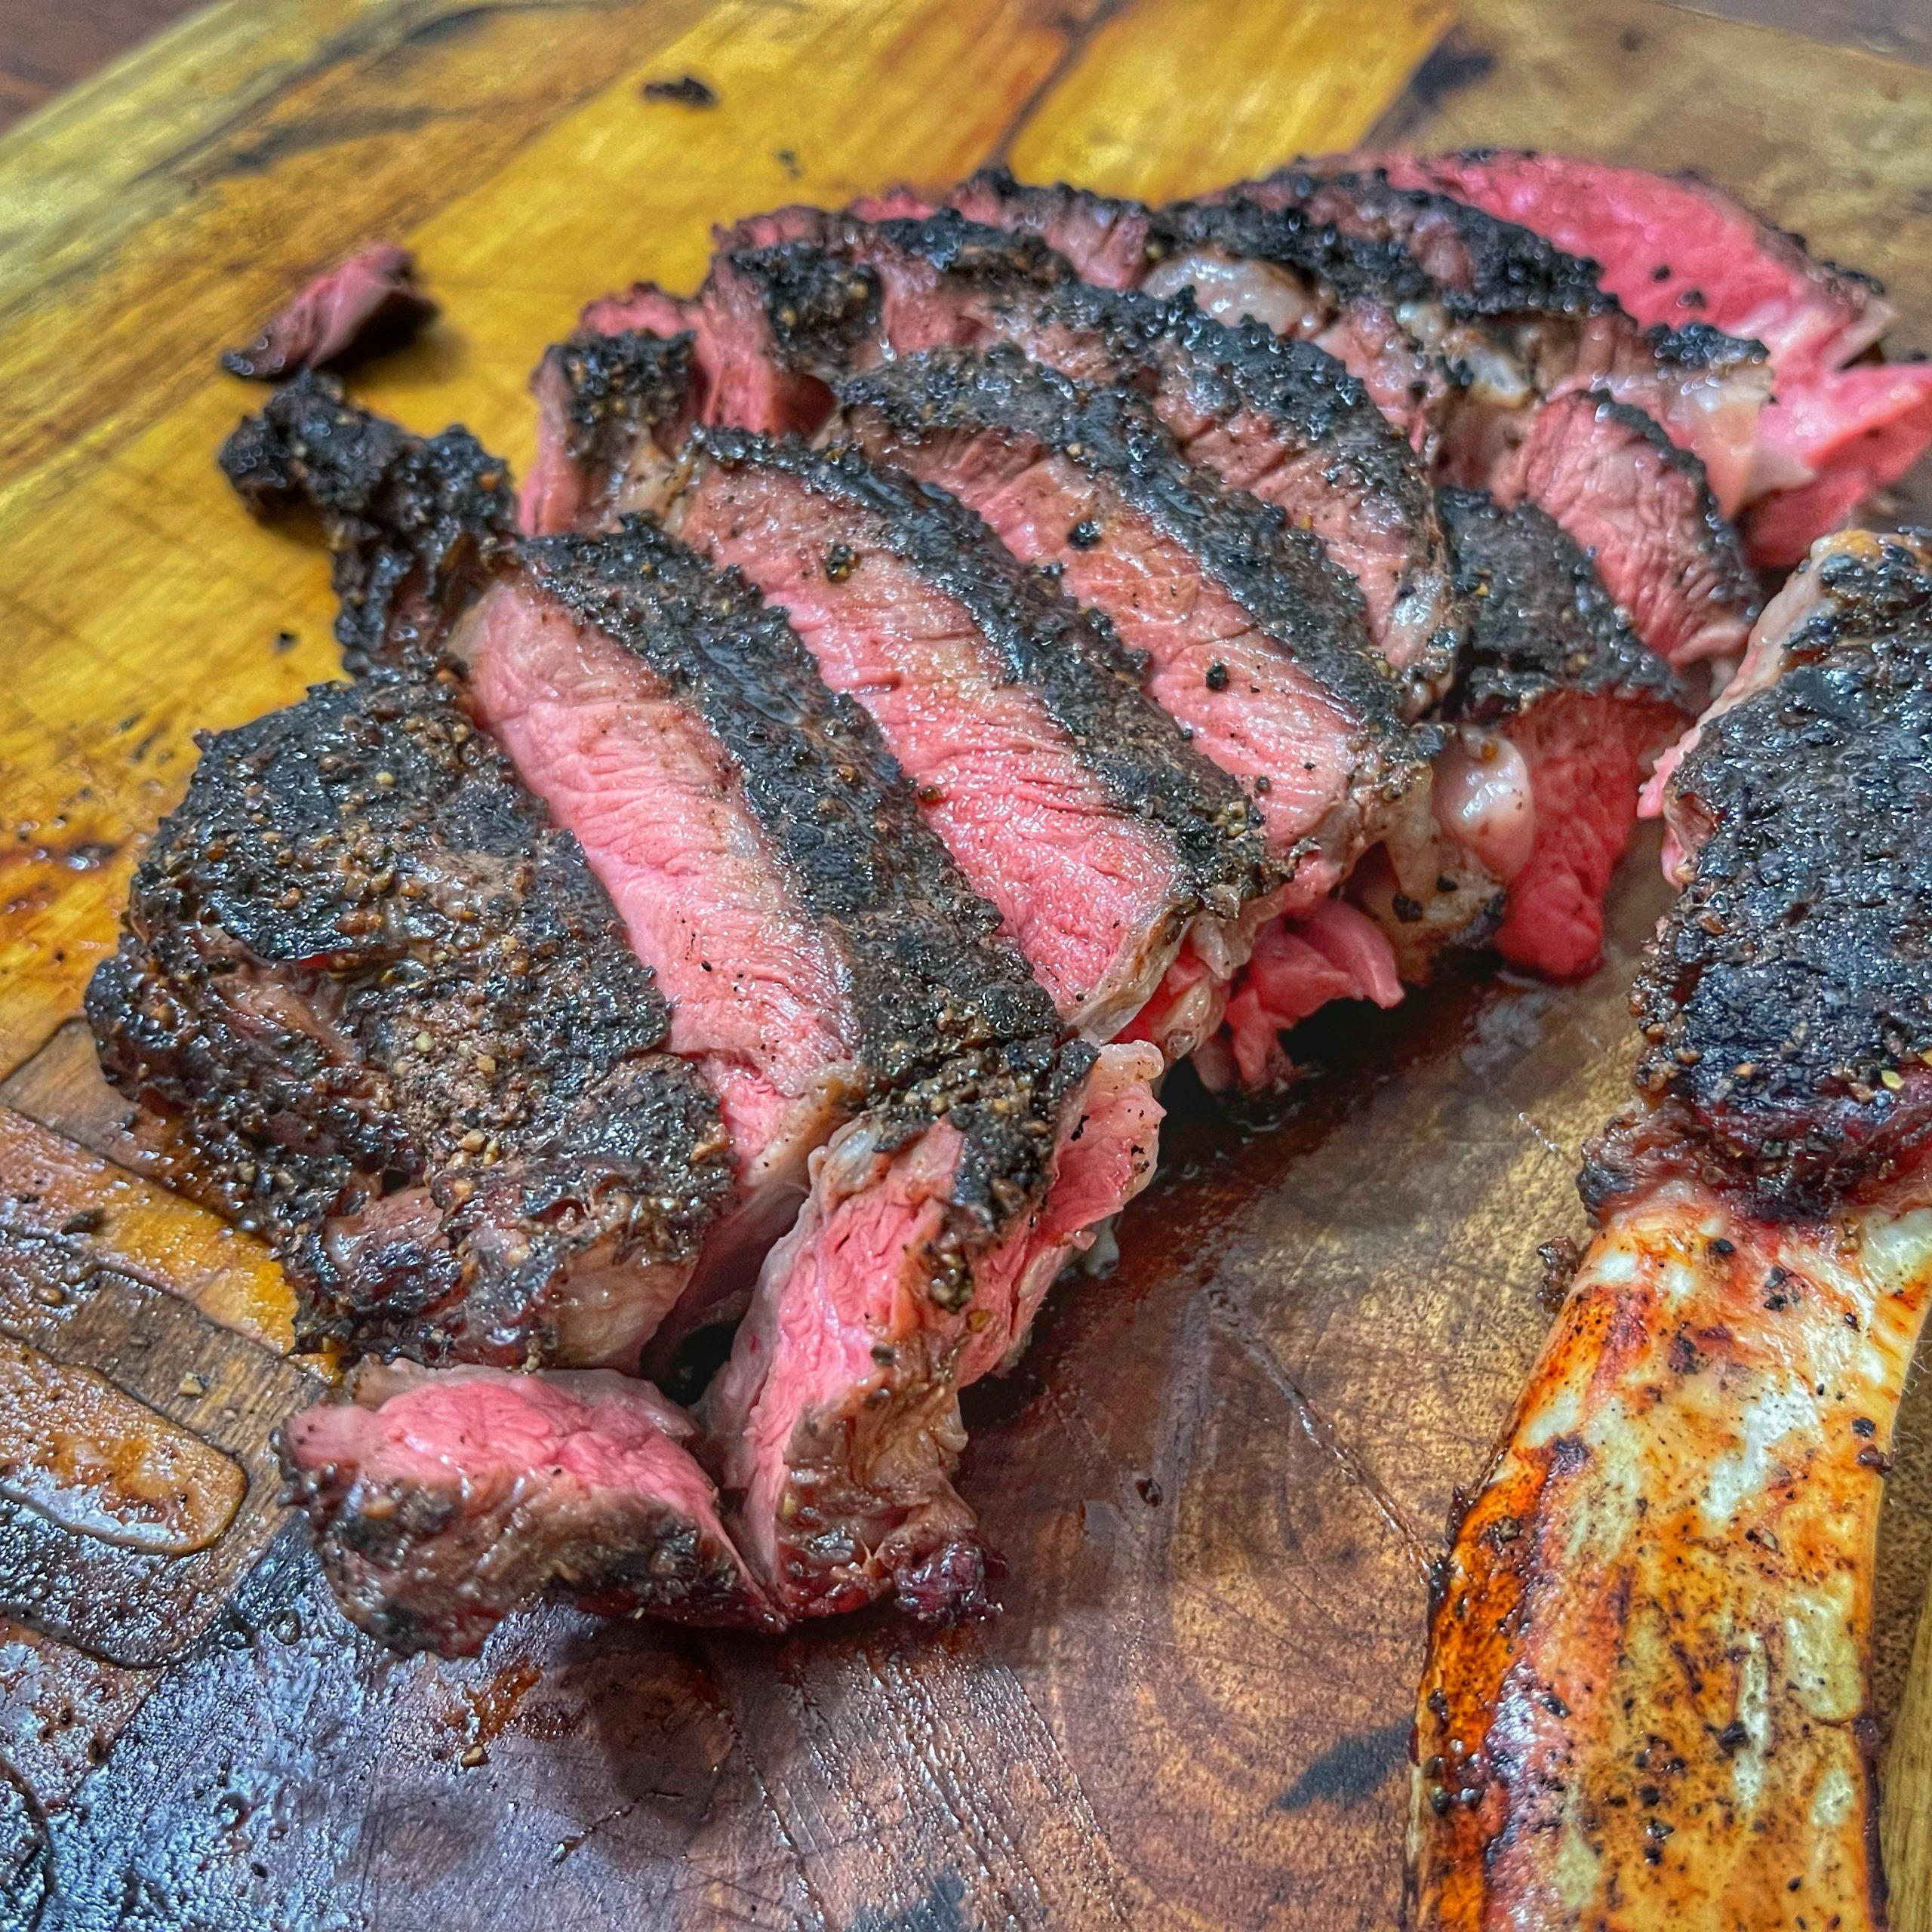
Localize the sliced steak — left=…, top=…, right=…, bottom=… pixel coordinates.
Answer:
left=910, top=171, right=1450, bottom=446
left=87, top=671, right=734, bottom=1367
left=1481, top=389, right=1757, bottom=669
left=905, top=173, right=1760, bottom=669
left=451, top=518, right=1061, bottom=1332
left=641, top=427, right=1275, bottom=1057
left=1371, top=149, right=1932, bottom=565
left=835, top=348, right=1426, bottom=888
left=222, top=244, right=437, bottom=381
left=1239, top=165, right=1770, bottom=515
left=520, top=328, right=700, bottom=537
left=1433, top=488, right=1685, bottom=980
left=278, top=1360, right=775, bottom=1655
left=706, top=1035, right=1161, bottom=1620
left=703, top=204, right=1459, bottom=703
left=1586, top=531, right=1932, bottom=1217
left=219, top=372, right=517, bottom=672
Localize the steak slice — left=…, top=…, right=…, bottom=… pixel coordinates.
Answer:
left=1587, top=530, right=1932, bottom=1217
left=1238, top=165, right=1770, bottom=515
left=219, top=372, right=517, bottom=672
left=1481, top=389, right=1757, bottom=669
left=703, top=204, right=1460, bottom=705
left=450, top=518, right=1062, bottom=1336
left=1433, top=488, right=1685, bottom=980
left=87, top=670, right=734, bottom=1367
left=641, top=427, right=1275, bottom=1056
left=906, top=173, right=1760, bottom=669
left=832, top=347, right=1466, bottom=931
left=278, top=1360, right=775, bottom=1655
left=221, top=244, right=437, bottom=381
left=1371, top=149, right=1932, bottom=565
left=706, top=1035, right=1161, bottom=1620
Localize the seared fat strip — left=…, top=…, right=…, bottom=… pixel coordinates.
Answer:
left=706, top=203, right=1461, bottom=706
left=1410, top=534, right=1932, bottom=1930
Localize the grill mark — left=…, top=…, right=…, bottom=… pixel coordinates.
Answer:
left=833, top=346, right=1416, bottom=758
left=688, top=425, right=1272, bottom=918
left=518, top=517, right=1060, bottom=1091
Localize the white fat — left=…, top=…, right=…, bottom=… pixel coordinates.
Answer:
left=1432, top=731, right=1538, bottom=881
left=1700, top=1377, right=1816, bottom=1531
left=1143, top=249, right=1323, bottom=337
left=1730, top=1632, right=1772, bottom=1816
left=1809, top=1760, right=1859, bottom=1832
left=1783, top=1580, right=1863, bottom=1724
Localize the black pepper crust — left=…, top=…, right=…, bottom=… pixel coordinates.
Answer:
left=536, top=327, right=696, bottom=514
left=86, top=671, right=733, bottom=1363
left=835, top=346, right=1421, bottom=771
left=218, top=374, right=518, bottom=673
left=688, top=424, right=1273, bottom=919
left=1602, top=534, right=1932, bottom=1214
left=1256, top=165, right=1765, bottom=376
left=721, top=208, right=1457, bottom=705
left=1435, top=487, right=1684, bottom=721
left=519, top=516, right=1060, bottom=1088
left=1150, top=194, right=1439, bottom=309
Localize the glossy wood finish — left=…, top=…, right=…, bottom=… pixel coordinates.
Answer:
left=2, top=3, right=1931, bottom=1927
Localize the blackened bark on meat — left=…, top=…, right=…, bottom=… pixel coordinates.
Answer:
left=87, top=672, right=732, bottom=1364
left=835, top=347, right=1414, bottom=762
left=690, top=425, right=1272, bottom=918
left=1435, top=488, right=1683, bottom=721
left=219, top=374, right=518, bottom=672
left=1151, top=195, right=1438, bottom=309
left=520, top=515, right=1061, bottom=1087
left=1600, top=537, right=1932, bottom=1214
left=537, top=328, right=696, bottom=518
left=721, top=208, right=1459, bottom=705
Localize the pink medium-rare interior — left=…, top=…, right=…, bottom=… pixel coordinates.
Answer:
left=460, top=580, right=854, bottom=1164
left=885, top=430, right=1362, bottom=903
left=671, top=466, right=1189, bottom=1030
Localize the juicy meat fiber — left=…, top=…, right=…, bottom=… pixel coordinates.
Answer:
left=707, top=1038, right=1161, bottom=1620
left=279, top=1361, right=775, bottom=1655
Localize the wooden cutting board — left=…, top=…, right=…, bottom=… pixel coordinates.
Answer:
left=4, top=3, right=1932, bottom=1926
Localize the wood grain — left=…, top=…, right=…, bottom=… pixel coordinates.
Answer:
left=2, top=2, right=1931, bottom=1927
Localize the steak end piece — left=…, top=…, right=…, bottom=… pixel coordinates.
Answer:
left=221, top=245, right=437, bottom=382
left=88, top=670, right=734, bottom=1367
left=708, top=1036, right=1162, bottom=1621
left=279, top=1361, right=777, bottom=1655
left=219, top=373, right=518, bottom=672
left=1589, top=529, right=1932, bottom=1214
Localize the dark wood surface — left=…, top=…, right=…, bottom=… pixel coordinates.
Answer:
left=0, top=0, right=1922, bottom=140
left=5, top=4, right=1932, bottom=1930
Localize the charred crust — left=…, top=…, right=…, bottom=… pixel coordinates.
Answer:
left=540, top=328, right=694, bottom=497
left=689, top=423, right=1273, bottom=917
left=86, top=671, right=733, bottom=1361
left=1620, top=537, right=1932, bottom=1212
left=1150, top=194, right=1438, bottom=309
left=835, top=346, right=1426, bottom=782
left=1436, top=487, right=1684, bottom=718
left=518, top=516, right=1060, bottom=1088
left=219, top=374, right=518, bottom=672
